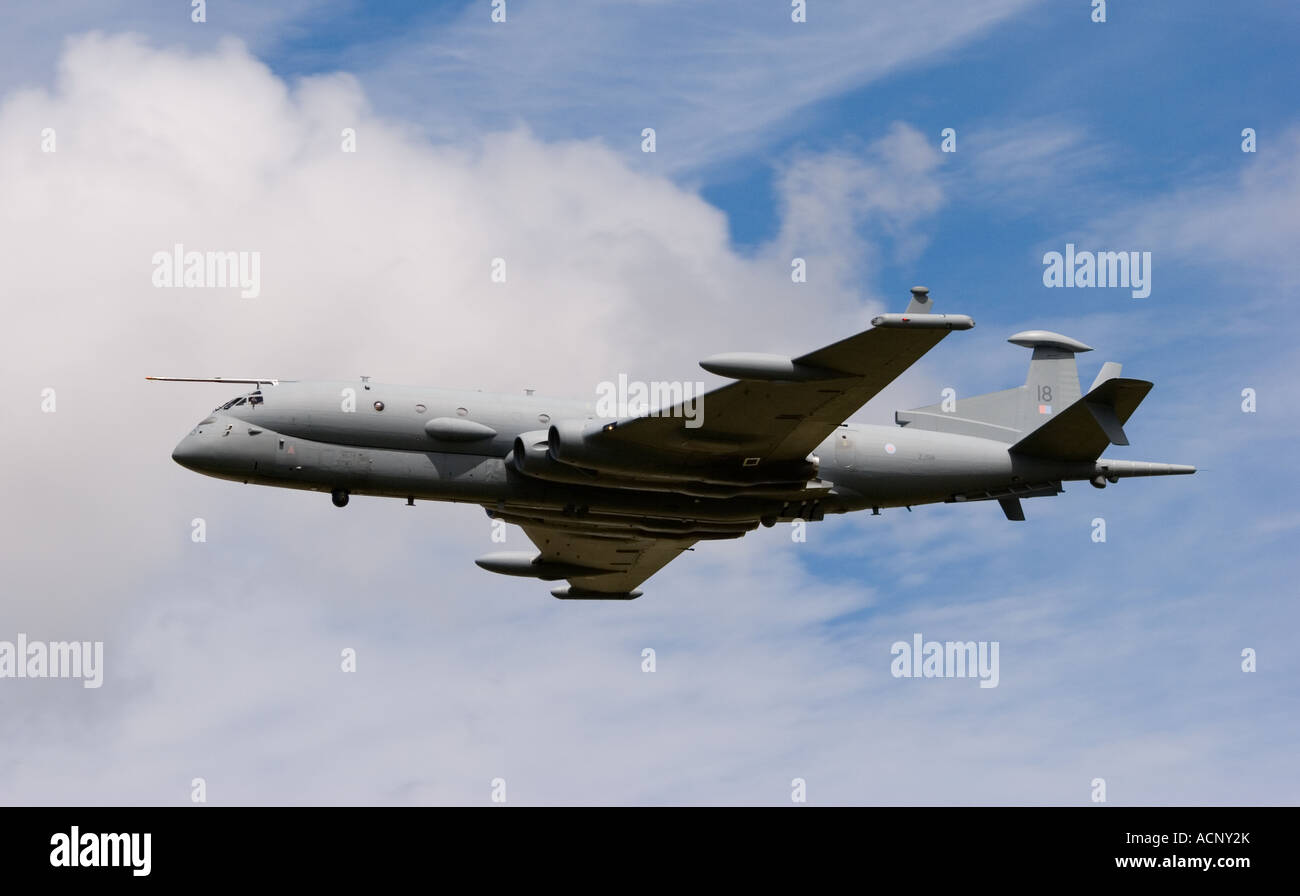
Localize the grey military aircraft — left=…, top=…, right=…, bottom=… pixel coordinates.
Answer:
left=153, top=287, right=1193, bottom=599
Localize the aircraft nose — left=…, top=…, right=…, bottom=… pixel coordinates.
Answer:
left=171, top=432, right=206, bottom=471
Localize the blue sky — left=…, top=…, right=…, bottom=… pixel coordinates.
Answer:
left=0, top=1, right=1296, bottom=804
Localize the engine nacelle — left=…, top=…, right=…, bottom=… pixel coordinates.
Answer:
left=510, top=430, right=555, bottom=477
left=547, top=419, right=615, bottom=468
left=546, top=419, right=817, bottom=486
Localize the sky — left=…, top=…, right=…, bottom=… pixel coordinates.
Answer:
left=0, top=1, right=1296, bottom=805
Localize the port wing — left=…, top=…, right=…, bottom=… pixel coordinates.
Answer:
left=588, top=308, right=973, bottom=470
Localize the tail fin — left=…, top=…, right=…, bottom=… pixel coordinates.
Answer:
left=896, top=330, right=1094, bottom=441
left=1014, top=330, right=1092, bottom=417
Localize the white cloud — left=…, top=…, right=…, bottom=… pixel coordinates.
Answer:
left=958, top=118, right=1108, bottom=212
left=355, top=0, right=1041, bottom=173
left=775, top=123, right=945, bottom=281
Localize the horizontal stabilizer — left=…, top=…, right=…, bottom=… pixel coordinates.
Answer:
left=1011, top=377, right=1152, bottom=462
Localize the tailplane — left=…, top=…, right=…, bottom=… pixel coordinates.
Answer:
left=1009, top=375, right=1152, bottom=462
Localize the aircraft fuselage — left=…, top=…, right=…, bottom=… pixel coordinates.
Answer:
left=172, top=379, right=1125, bottom=526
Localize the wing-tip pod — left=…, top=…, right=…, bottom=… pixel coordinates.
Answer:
left=871, top=313, right=975, bottom=330
left=475, top=551, right=614, bottom=581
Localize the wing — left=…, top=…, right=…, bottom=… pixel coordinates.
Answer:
left=592, top=310, right=974, bottom=467
left=481, top=292, right=972, bottom=599
left=517, top=522, right=697, bottom=599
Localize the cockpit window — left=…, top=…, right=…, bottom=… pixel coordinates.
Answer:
left=214, top=393, right=258, bottom=412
